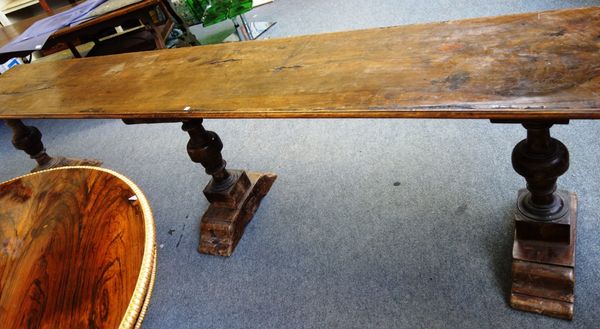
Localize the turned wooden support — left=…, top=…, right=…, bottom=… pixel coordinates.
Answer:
left=6, top=119, right=55, bottom=169
left=512, top=122, right=570, bottom=222
left=182, top=119, right=276, bottom=256
left=5, top=119, right=102, bottom=172
left=508, top=121, right=577, bottom=320
left=182, top=119, right=238, bottom=194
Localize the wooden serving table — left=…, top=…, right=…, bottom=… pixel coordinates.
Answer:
left=2, top=5, right=600, bottom=320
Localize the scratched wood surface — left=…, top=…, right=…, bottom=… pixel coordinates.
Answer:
left=0, top=168, right=146, bottom=328
left=1, top=6, right=600, bottom=119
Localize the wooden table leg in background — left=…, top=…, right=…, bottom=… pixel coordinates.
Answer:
left=158, top=0, right=198, bottom=46
left=4, top=119, right=102, bottom=172
left=182, top=119, right=276, bottom=256
left=38, top=0, right=52, bottom=13
left=494, top=120, right=576, bottom=319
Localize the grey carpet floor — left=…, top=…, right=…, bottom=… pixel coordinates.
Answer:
left=2, top=0, right=600, bottom=328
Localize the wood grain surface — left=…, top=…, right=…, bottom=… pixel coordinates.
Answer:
left=2, top=6, right=600, bottom=119
left=0, top=168, right=148, bottom=328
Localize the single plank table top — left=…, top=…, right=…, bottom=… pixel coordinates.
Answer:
left=1, top=6, right=600, bottom=120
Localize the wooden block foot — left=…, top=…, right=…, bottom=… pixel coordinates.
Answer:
left=510, top=292, right=573, bottom=320
left=510, top=190, right=577, bottom=320
left=199, top=171, right=277, bottom=256
left=31, top=156, right=103, bottom=173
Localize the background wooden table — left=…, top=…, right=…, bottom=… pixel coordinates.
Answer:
left=0, top=0, right=193, bottom=63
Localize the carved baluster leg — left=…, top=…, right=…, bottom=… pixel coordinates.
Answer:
left=509, top=121, right=576, bottom=320
left=5, top=119, right=102, bottom=172
left=182, top=119, right=276, bottom=256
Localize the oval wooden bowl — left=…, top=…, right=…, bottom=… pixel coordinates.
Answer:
left=0, top=166, right=156, bottom=329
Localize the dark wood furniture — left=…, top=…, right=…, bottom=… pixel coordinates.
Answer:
left=0, top=166, right=156, bottom=328
left=2, top=6, right=600, bottom=319
left=43, top=0, right=180, bottom=58
left=0, top=0, right=196, bottom=63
